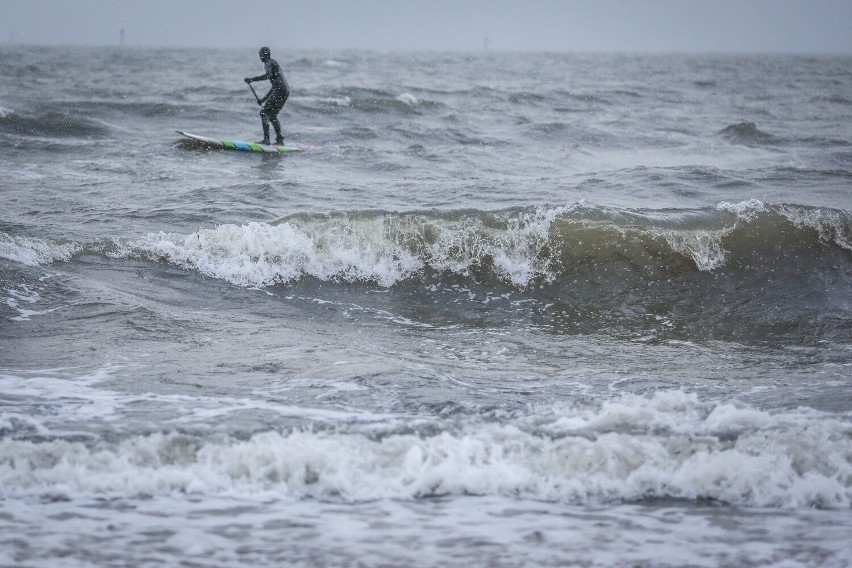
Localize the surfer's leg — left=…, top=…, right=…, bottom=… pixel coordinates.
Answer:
left=270, top=116, right=283, bottom=144
left=268, top=95, right=286, bottom=144
left=259, top=108, right=271, bottom=145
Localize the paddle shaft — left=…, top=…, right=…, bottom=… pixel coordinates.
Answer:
left=248, top=83, right=261, bottom=104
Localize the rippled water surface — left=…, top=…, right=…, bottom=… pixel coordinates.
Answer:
left=1, top=47, right=851, bottom=566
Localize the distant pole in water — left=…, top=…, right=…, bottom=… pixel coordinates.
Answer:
left=484, top=36, right=489, bottom=51
left=120, top=29, right=125, bottom=47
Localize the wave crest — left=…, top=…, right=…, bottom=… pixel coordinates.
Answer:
left=135, top=206, right=573, bottom=288
left=6, top=204, right=850, bottom=294
left=0, top=110, right=107, bottom=138
left=719, top=121, right=777, bottom=145
left=0, top=232, right=80, bottom=267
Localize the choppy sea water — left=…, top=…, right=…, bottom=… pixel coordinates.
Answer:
left=1, top=46, right=851, bottom=567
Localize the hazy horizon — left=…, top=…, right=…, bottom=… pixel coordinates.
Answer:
left=2, top=0, right=851, bottom=55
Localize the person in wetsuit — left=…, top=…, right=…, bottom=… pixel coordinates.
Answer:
left=244, top=47, right=289, bottom=145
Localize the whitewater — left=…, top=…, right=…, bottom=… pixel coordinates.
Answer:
left=1, top=47, right=851, bottom=566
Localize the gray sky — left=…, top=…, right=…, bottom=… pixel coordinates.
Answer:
left=2, top=0, right=851, bottom=54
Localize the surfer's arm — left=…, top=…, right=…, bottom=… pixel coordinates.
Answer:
left=244, top=74, right=268, bottom=83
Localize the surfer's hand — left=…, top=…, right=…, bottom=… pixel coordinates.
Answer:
left=257, top=100, right=263, bottom=106
left=244, top=78, right=251, bottom=84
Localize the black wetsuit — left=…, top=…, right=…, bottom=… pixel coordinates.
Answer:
left=248, top=58, right=289, bottom=143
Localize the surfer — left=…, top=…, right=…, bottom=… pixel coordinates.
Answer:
left=244, top=47, right=289, bottom=145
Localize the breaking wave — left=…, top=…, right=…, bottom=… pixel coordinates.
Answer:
left=0, top=232, right=81, bottom=267
left=125, top=202, right=850, bottom=289
left=0, top=388, right=848, bottom=508
left=3, top=202, right=850, bottom=341
left=4, top=201, right=850, bottom=289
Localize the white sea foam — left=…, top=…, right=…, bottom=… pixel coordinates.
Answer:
left=1, top=386, right=848, bottom=508
left=135, top=207, right=572, bottom=288
left=491, top=205, right=572, bottom=285
left=717, top=201, right=852, bottom=251
left=0, top=105, right=13, bottom=118
left=0, top=233, right=80, bottom=266
left=663, top=230, right=729, bottom=271
left=422, top=206, right=568, bottom=286
left=396, top=93, right=419, bottom=106
left=137, top=220, right=422, bottom=288
left=716, top=198, right=766, bottom=221
left=0, top=368, right=386, bottom=436
left=779, top=205, right=852, bottom=250
left=4, top=285, right=59, bottom=321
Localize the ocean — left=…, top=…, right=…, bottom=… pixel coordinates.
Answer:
left=1, top=46, right=851, bottom=567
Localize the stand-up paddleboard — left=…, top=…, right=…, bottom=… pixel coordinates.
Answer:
left=177, top=131, right=300, bottom=154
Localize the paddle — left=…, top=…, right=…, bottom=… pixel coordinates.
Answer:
left=247, top=83, right=262, bottom=106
